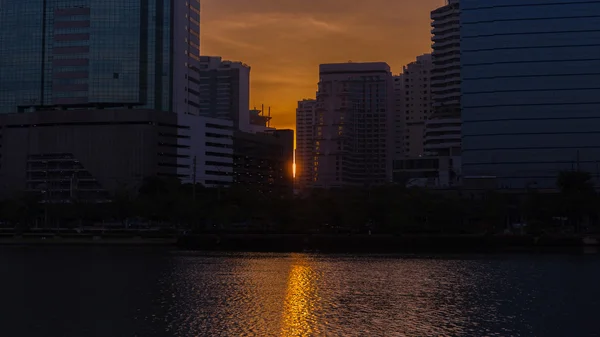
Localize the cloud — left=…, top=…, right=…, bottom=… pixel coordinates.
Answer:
left=202, top=34, right=263, bottom=52
left=306, top=17, right=344, bottom=32
left=207, top=12, right=348, bottom=37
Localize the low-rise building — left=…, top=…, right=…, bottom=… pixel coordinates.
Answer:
left=233, top=129, right=294, bottom=196
left=0, top=110, right=235, bottom=200
left=247, top=107, right=275, bottom=134
left=393, top=156, right=461, bottom=188
left=177, top=114, right=234, bottom=188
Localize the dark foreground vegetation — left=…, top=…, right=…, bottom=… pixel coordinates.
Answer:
left=0, top=171, right=599, bottom=253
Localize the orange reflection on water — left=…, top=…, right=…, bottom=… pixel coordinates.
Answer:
left=280, top=256, right=320, bottom=337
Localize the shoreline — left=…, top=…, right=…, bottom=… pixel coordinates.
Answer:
left=1, top=233, right=598, bottom=253
left=177, top=234, right=598, bottom=254
left=0, top=236, right=177, bottom=246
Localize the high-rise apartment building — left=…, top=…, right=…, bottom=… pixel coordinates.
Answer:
left=393, top=75, right=405, bottom=159
left=295, top=99, right=317, bottom=190
left=313, top=63, right=394, bottom=188
left=0, top=0, right=202, bottom=115
left=197, top=56, right=251, bottom=131
left=394, top=54, right=432, bottom=158
left=462, top=0, right=600, bottom=189
left=427, top=0, right=461, bottom=157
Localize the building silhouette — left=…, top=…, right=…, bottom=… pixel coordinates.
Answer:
left=295, top=99, right=317, bottom=190
left=312, top=62, right=394, bottom=188
left=197, top=56, right=251, bottom=131
left=426, top=0, right=461, bottom=158
left=393, top=54, right=433, bottom=158
left=391, top=1, right=461, bottom=189
left=233, top=129, right=294, bottom=196
left=0, top=110, right=233, bottom=199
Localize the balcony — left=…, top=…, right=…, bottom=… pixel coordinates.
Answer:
left=432, top=56, right=460, bottom=68
left=431, top=4, right=459, bottom=18
left=431, top=17, right=460, bottom=30
left=425, top=121, right=461, bottom=132
left=431, top=30, right=460, bottom=42
left=432, top=90, right=461, bottom=101
left=424, top=140, right=461, bottom=151
left=431, top=82, right=461, bottom=95
left=432, top=39, right=460, bottom=50
left=432, top=65, right=460, bottom=76
left=433, top=46, right=460, bottom=57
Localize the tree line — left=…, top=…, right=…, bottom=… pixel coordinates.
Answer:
left=1, top=171, right=598, bottom=235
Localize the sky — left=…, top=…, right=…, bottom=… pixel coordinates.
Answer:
left=201, top=0, right=446, bottom=131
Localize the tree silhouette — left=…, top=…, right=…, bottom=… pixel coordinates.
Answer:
left=556, top=170, right=595, bottom=232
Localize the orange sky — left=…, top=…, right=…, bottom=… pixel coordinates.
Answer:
left=201, top=0, right=446, bottom=131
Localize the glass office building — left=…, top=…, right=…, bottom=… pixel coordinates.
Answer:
left=0, top=0, right=201, bottom=114
left=461, top=0, right=600, bottom=189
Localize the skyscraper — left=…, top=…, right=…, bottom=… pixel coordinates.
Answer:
left=394, top=54, right=432, bottom=158
left=427, top=0, right=461, bottom=158
left=295, top=99, right=317, bottom=190
left=197, top=56, right=251, bottom=131
left=0, top=0, right=202, bottom=115
left=462, top=0, right=600, bottom=189
left=313, top=63, right=394, bottom=188
left=0, top=1, right=241, bottom=196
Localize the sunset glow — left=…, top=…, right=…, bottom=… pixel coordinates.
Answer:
left=201, top=0, right=445, bottom=131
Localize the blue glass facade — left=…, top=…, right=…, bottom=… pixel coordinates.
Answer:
left=0, top=0, right=179, bottom=112
left=0, top=0, right=45, bottom=109
left=461, top=0, right=600, bottom=188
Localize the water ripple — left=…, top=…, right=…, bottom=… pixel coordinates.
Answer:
left=159, top=253, right=600, bottom=337
left=5, top=248, right=599, bottom=336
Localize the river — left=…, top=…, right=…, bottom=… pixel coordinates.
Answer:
left=2, top=247, right=599, bottom=336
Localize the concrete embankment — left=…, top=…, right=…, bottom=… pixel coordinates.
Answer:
left=0, top=233, right=176, bottom=246
left=1, top=233, right=596, bottom=253
left=176, top=234, right=595, bottom=254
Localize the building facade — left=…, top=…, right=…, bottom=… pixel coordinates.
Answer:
left=197, top=56, right=251, bottom=131
left=233, top=129, right=294, bottom=196
left=0, top=110, right=236, bottom=200
left=393, top=75, right=405, bottom=159
left=247, top=107, right=275, bottom=134
left=177, top=115, right=234, bottom=188
left=314, top=63, right=394, bottom=188
left=0, top=109, right=181, bottom=200
left=0, top=1, right=245, bottom=193
left=393, top=156, right=461, bottom=188
left=461, top=0, right=600, bottom=189
left=394, top=54, right=432, bottom=158
left=0, top=110, right=235, bottom=200
left=295, top=99, right=317, bottom=189
left=0, top=0, right=202, bottom=115
left=427, top=0, right=461, bottom=158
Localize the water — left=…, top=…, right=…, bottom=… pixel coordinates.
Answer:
left=2, top=248, right=600, bottom=336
